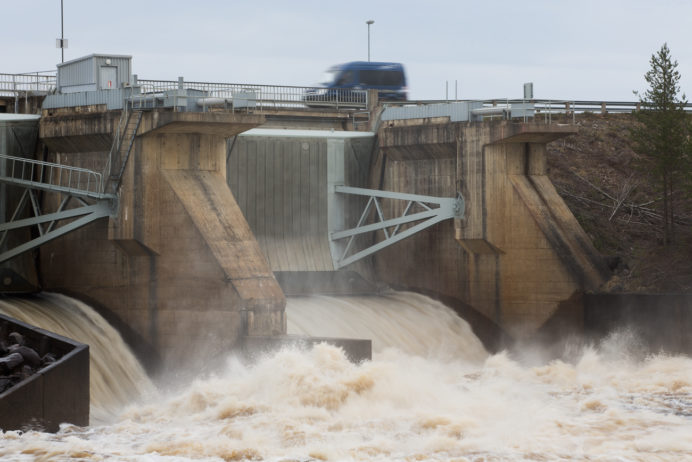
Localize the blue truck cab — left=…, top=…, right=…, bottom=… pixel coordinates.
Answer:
left=304, top=61, right=408, bottom=106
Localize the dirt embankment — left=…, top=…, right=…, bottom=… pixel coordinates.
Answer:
left=546, top=113, right=692, bottom=293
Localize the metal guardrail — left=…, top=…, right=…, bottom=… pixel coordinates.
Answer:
left=388, top=98, right=692, bottom=114
left=0, top=153, right=107, bottom=199
left=136, top=79, right=369, bottom=110
left=0, top=72, right=56, bottom=97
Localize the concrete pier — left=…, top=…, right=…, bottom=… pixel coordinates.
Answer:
left=372, top=120, right=609, bottom=339
left=37, top=109, right=285, bottom=365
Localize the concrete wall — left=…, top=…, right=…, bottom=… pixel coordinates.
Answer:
left=373, top=120, right=610, bottom=340
left=37, top=110, right=285, bottom=366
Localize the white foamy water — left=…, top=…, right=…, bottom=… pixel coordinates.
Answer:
left=1, top=292, right=691, bottom=461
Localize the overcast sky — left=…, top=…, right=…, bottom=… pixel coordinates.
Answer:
left=3, top=0, right=692, bottom=101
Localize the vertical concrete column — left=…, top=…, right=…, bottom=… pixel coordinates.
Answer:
left=527, top=143, right=546, bottom=175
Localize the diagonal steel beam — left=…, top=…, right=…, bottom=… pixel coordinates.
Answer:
left=0, top=189, right=29, bottom=248
left=0, top=203, right=111, bottom=233
left=331, top=208, right=444, bottom=240
left=329, top=186, right=464, bottom=269
left=335, top=212, right=454, bottom=269
left=0, top=202, right=112, bottom=264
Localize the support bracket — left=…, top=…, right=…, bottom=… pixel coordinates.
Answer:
left=329, top=185, right=464, bottom=269
left=0, top=154, right=118, bottom=263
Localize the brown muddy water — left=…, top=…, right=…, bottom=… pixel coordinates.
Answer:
left=0, top=291, right=690, bottom=461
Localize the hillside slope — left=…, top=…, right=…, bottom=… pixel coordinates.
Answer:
left=546, top=113, right=692, bottom=293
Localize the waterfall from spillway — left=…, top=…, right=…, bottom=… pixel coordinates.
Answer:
left=286, top=291, right=489, bottom=362
left=0, top=292, right=155, bottom=423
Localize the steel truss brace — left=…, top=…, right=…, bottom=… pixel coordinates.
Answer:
left=329, top=185, right=464, bottom=269
left=0, top=189, right=115, bottom=264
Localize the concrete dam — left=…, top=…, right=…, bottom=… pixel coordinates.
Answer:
left=1, top=111, right=608, bottom=364
left=1, top=55, right=614, bottom=367
left=4, top=56, right=692, bottom=460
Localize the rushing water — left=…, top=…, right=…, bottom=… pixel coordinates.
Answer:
left=0, top=291, right=691, bottom=461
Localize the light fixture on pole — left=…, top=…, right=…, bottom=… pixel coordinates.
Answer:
left=366, top=20, right=374, bottom=62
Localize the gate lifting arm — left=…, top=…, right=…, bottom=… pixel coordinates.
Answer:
left=329, top=185, right=464, bottom=269
left=0, top=153, right=117, bottom=264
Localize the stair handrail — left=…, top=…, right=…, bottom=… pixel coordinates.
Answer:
left=103, top=101, right=131, bottom=193
left=112, top=110, right=143, bottom=192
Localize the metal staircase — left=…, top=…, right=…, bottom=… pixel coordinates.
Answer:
left=104, top=105, right=143, bottom=194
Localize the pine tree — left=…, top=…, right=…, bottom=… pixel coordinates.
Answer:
left=631, top=43, right=691, bottom=245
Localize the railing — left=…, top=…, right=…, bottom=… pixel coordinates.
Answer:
left=136, top=79, right=368, bottom=110
left=0, top=72, right=56, bottom=96
left=0, top=153, right=106, bottom=199
left=387, top=98, right=692, bottom=114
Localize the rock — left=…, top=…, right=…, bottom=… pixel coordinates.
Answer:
left=8, top=332, right=24, bottom=346
left=20, top=365, right=33, bottom=380
left=0, top=352, right=24, bottom=373
left=8, top=345, right=41, bottom=368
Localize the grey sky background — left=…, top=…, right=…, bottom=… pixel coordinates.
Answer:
left=3, top=0, right=692, bottom=101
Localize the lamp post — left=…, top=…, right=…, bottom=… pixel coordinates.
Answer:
left=366, top=20, right=374, bottom=62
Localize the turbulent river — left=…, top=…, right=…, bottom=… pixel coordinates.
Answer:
left=1, top=291, right=691, bottom=461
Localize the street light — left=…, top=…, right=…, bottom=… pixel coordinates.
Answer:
left=366, top=20, right=374, bottom=62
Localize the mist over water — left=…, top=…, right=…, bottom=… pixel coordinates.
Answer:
left=0, top=291, right=691, bottom=461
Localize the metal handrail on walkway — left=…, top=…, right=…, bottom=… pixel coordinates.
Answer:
left=385, top=98, right=692, bottom=114
left=0, top=72, right=56, bottom=97
left=136, top=79, right=368, bottom=110
left=0, top=154, right=108, bottom=199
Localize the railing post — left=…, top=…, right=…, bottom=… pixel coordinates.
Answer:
left=601, top=102, right=607, bottom=115
left=367, top=89, right=379, bottom=114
